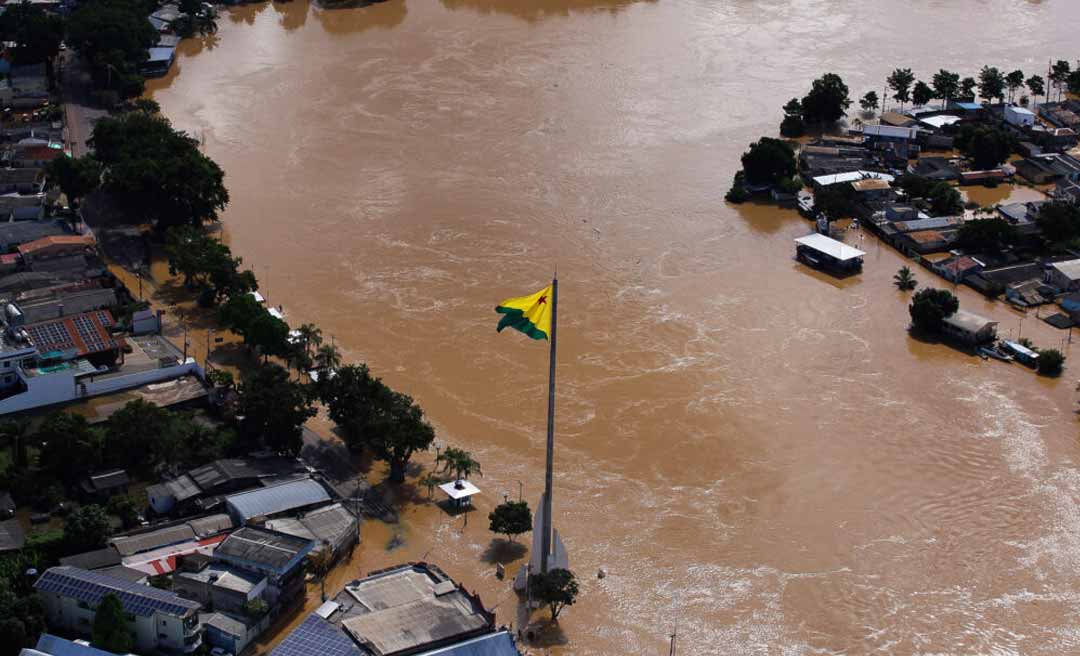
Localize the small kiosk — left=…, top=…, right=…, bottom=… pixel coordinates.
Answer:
left=438, top=480, right=480, bottom=509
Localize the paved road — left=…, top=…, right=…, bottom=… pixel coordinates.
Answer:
left=300, top=426, right=396, bottom=522
left=58, top=51, right=107, bottom=157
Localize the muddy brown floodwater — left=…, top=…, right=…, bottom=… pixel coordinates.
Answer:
left=148, top=1, right=1080, bottom=653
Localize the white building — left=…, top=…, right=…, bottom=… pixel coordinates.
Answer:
left=35, top=566, right=203, bottom=654
left=1005, top=104, right=1037, bottom=128
left=1047, top=259, right=1080, bottom=292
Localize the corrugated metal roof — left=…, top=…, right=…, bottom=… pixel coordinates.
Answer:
left=214, top=526, right=313, bottom=572
left=112, top=524, right=196, bottom=556
left=187, top=513, right=235, bottom=538
left=225, top=478, right=330, bottom=521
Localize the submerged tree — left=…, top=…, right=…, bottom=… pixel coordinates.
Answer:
left=1026, top=74, right=1045, bottom=107
left=488, top=500, right=532, bottom=543
left=893, top=266, right=917, bottom=291
left=909, top=288, right=959, bottom=333
left=800, top=73, right=851, bottom=126
left=912, top=80, right=934, bottom=107
left=887, top=68, right=915, bottom=113
left=932, top=69, right=960, bottom=106
left=977, top=65, right=1005, bottom=103
left=529, top=568, right=579, bottom=622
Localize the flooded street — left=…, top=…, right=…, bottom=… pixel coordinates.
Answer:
left=148, top=1, right=1080, bottom=653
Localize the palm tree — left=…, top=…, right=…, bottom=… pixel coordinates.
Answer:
left=893, top=266, right=917, bottom=291
left=297, top=323, right=322, bottom=358
left=314, top=343, right=341, bottom=372
left=418, top=472, right=441, bottom=499
left=436, top=446, right=482, bottom=482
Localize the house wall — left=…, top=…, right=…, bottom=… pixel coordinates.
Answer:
left=0, top=359, right=203, bottom=414
left=38, top=590, right=197, bottom=653
left=1048, top=269, right=1080, bottom=292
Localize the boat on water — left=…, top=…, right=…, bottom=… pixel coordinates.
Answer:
left=978, top=345, right=1014, bottom=362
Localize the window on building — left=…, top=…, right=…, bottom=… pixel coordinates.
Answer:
left=3, top=375, right=11, bottom=384
left=3, top=360, right=9, bottom=368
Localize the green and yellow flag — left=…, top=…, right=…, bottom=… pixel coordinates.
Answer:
left=495, top=285, right=552, bottom=340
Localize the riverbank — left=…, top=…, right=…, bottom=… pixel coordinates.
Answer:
left=142, top=1, right=1080, bottom=653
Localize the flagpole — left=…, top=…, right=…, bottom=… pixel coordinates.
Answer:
left=541, top=274, right=557, bottom=574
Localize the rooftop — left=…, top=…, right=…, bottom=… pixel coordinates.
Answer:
left=17, top=234, right=95, bottom=257
left=112, top=523, right=196, bottom=557
left=851, top=178, right=892, bottom=192
left=31, top=634, right=123, bottom=656
left=215, top=526, right=314, bottom=572
left=271, top=563, right=496, bottom=656
left=943, top=309, right=997, bottom=334
left=1051, top=259, right=1080, bottom=281
left=225, top=477, right=330, bottom=522
left=190, top=456, right=306, bottom=492
left=811, top=171, right=895, bottom=187
left=59, top=546, right=122, bottom=571
left=22, top=310, right=122, bottom=360
left=34, top=565, right=201, bottom=618
left=267, top=502, right=357, bottom=550
left=176, top=562, right=263, bottom=594
left=794, top=233, right=866, bottom=261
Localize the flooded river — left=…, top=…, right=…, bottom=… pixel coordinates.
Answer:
left=149, top=1, right=1080, bottom=653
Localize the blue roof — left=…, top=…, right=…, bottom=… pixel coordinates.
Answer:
left=955, top=102, right=983, bottom=110
left=146, top=47, right=175, bottom=64
left=34, top=566, right=201, bottom=618
left=270, top=614, right=361, bottom=656
left=35, top=635, right=121, bottom=656
left=417, top=632, right=521, bottom=656
left=225, top=478, right=331, bottom=521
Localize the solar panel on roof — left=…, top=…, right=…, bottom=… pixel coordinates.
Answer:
left=34, top=566, right=200, bottom=618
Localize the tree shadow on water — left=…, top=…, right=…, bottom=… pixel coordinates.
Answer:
left=480, top=538, right=526, bottom=565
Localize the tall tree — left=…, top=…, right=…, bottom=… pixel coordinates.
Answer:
left=67, top=0, right=157, bottom=98
left=799, top=73, right=851, bottom=126
left=528, top=569, right=579, bottom=622
left=297, top=323, right=323, bottom=358
left=0, top=419, right=30, bottom=472
left=912, top=81, right=934, bottom=107
left=1005, top=69, right=1025, bottom=104
left=960, top=76, right=978, bottom=99
left=859, top=91, right=879, bottom=115
left=105, top=399, right=174, bottom=477
left=91, top=594, right=133, bottom=654
left=1026, top=74, right=1045, bottom=107
left=488, top=500, right=532, bottom=543
left=977, top=66, right=1005, bottom=103
left=164, top=226, right=255, bottom=302
left=779, top=98, right=805, bottom=137
left=932, top=69, right=960, bottom=106
left=238, top=363, right=315, bottom=455
left=887, top=68, right=915, bottom=112
left=1050, top=60, right=1072, bottom=102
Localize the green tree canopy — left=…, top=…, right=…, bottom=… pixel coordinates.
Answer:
left=932, top=69, right=960, bottom=105
left=91, top=593, right=133, bottom=654
left=36, top=412, right=103, bottom=484
left=529, top=568, right=579, bottom=622
left=1037, top=348, right=1065, bottom=377
left=0, top=575, right=45, bottom=656
left=1035, top=202, right=1080, bottom=244
left=956, top=218, right=1018, bottom=252
left=1050, top=60, right=1071, bottom=101
left=1026, top=74, right=1045, bottom=102
left=977, top=66, right=1005, bottom=103
left=814, top=182, right=856, bottom=221
left=800, top=73, right=851, bottom=125
left=165, top=226, right=256, bottom=303
left=887, top=68, right=915, bottom=110
left=104, top=398, right=173, bottom=477
left=960, top=76, right=977, bottom=98
left=488, top=500, right=531, bottom=543
left=909, top=288, right=959, bottom=333
left=90, top=111, right=229, bottom=229
left=1005, top=69, right=1025, bottom=103
left=954, top=124, right=1013, bottom=170
left=779, top=98, right=805, bottom=137
left=0, top=3, right=64, bottom=65
left=927, top=182, right=963, bottom=216
left=739, top=137, right=795, bottom=186
left=912, top=80, right=933, bottom=107
left=64, top=504, right=111, bottom=552
left=238, top=363, right=315, bottom=455
left=46, top=156, right=103, bottom=209
left=894, top=266, right=917, bottom=291
left=859, top=91, right=879, bottom=114
left=67, top=0, right=157, bottom=97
